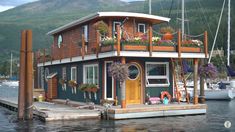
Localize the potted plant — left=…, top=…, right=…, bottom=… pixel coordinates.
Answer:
left=93, top=20, right=108, bottom=36
left=109, top=62, right=129, bottom=108
left=68, top=80, right=78, bottom=94
left=59, top=78, right=67, bottom=91
left=160, top=26, right=174, bottom=40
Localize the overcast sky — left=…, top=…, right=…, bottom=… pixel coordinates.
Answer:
left=0, top=0, right=144, bottom=12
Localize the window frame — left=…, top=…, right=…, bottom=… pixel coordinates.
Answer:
left=113, top=21, right=122, bottom=37
left=83, top=64, right=99, bottom=85
left=145, top=62, right=170, bottom=87
left=104, top=61, right=114, bottom=100
left=83, top=25, right=88, bottom=42
left=62, top=67, right=67, bottom=80
left=70, top=66, right=77, bottom=82
left=137, top=23, right=146, bottom=33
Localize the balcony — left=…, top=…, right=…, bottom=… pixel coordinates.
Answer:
left=36, top=26, right=208, bottom=64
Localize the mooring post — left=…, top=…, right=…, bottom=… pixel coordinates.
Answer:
left=25, top=30, right=33, bottom=119
left=18, top=30, right=27, bottom=120
left=193, top=58, right=199, bottom=104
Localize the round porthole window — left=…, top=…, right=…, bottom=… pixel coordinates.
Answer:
left=128, top=64, right=139, bottom=80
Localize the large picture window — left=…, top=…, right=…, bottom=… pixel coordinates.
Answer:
left=83, top=64, right=98, bottom=85
left=145, top=62, right=169, bottom=87
left=71, top=67, right=77, bottom=82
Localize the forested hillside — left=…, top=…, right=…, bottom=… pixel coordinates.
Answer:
left=0, top=0, right=234, bottom=75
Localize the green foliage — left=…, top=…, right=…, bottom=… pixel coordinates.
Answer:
left=0, top=0, right=235, bottom=70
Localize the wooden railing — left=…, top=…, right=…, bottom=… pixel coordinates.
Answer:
left=36, top=25, right=208, bottom=64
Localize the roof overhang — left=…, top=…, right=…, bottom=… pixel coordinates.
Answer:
left=47, top=12, right=170, bottom=35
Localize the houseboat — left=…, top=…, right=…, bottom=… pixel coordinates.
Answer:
left=36, top=12, right=208, bottom=119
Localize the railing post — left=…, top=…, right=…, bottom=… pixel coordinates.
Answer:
left=96, top=30, right=100, bottom=58
left=51, top=45, right=53, bottom=63
left=70, top=44, right=72, bottom=61
left=204, top=31, right=208, bottom=58
left=117, top=25, right=121, bottom=56
left=149, top=25, right=153, bottom=57
left=82, top=34, right=85, bottom=60
left=177, top=30, right=182, bottom=58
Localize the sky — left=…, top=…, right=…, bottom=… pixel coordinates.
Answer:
left=0, top=0, right=144, bottom=12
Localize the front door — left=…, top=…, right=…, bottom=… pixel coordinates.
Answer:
left=126, top=63, right=142, bottom=104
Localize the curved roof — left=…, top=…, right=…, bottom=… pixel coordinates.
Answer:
left=47, top=12, right=170, bottom=35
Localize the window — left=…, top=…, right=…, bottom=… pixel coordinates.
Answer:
left=145, top=62, right=169, bottom=87
left=83, top=64, right=98, bottom=85
left=44, top=68, right=49, bottom=82
left=71, top=67, right=77, bottom=82
left=105, top=61, right=114, bottom=100
left=113, top=21, right=121, bottom=37
left=138, top=23, right=146, bottom=33
left=83, top=25, right=88, bottom=42
left=57, top=35, right=63, bottom=48
left=62, top=67, right=67, bottom=80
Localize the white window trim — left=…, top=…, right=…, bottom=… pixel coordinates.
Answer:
left=145, top=62, right=170, bottom=87
left=83, top=64, right=99, bottom=84
left=71, top=67, right=77, bottom=82
left=83, top=25, right=88, bottom=42
left=113, top=21, right=122, bottom=36
left=62, top=67, right=66, bottom=80
left=104, top=61, right=114, bottom=100
left=138, top=23, right=146, bottom=33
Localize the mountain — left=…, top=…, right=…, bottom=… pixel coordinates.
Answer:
left=0, top=0, right=234, bottom=66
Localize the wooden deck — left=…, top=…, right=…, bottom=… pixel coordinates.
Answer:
left=0, top=98, right=101, bottom=121
left=0, top=98, right=207, bottom=121
left=107, top=103, right=207, bottom=120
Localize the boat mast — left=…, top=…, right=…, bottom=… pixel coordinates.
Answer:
left=182, top=0, right=185, bottom=40
left=227, top=0, right=230, bottom=67
left=149, top=0, right=151, bottom=14
left=10, top=52, right=13, bottom=78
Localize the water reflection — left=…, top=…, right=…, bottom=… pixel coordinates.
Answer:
left=0, top=85, right=234, bottom=132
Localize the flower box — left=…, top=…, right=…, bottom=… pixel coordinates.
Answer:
left=181, top=47, right=201, bottom=53
left=100, top=45, right=117, bottom=52
left=122, top=44, right=148, bottom=51
left=153, top=46, right=175, bottom=52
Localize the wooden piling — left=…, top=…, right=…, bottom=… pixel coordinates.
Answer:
left=18, top=30, right=27, bottom=120
left=117, top=25, right=121, bottom=56
left=193, top=58, right=199, bottom=104
left=25, top=30, right=33, bottom=119
left=149, top=25, right=153, bottom=57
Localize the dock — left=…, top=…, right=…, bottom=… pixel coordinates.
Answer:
left=0, top=97, right=207, bottom=121
left=0, top=98, right=101, bottom=121
left=107, top=103, right=207, bottom=120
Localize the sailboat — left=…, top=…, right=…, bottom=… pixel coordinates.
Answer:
left=204, top=0, right=234, bottom=100
left=2, top=53, right=19, bottom=87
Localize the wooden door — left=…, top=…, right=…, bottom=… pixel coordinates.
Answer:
left=126, top=63, right=141, bottom=104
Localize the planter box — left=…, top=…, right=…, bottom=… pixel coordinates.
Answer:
left=181, top=47, right=201, bottom=53
left=153, top=46, right=175, bottom=52
left=122, top=44, right=148, bottom=51
left=100, top=45, right=117, bottom=52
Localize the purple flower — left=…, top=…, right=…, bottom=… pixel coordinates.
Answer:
left=199, top=63, right=218, bottom=79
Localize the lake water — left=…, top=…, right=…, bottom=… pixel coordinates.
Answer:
left=0, top=85, right=234, bottom=132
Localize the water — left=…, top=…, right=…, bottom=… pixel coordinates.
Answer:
left=0, top=85, right=234, bottom=132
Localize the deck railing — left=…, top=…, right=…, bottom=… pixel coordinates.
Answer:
left=36, top=25, right=208, bottom=64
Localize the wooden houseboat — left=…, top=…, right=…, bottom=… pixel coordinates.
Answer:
left=36, top=12, right=208, bottom=119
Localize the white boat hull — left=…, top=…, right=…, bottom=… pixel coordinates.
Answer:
left=205, top=89, right=233, bottom=100
left=2, top=81, right=19, bottom=87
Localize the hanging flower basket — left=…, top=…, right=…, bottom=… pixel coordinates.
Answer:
left=68, top=80, right=78, bottom=94
left=59, top=78, right=67, bottom=91
left=199, top=63, right=218, bottom=79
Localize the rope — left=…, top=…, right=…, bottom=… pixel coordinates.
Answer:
left=168, top=0, right=174, bottom=18
left=153, top=30, right=178, bottom=36
left=184, top=33, right=204, bottom=38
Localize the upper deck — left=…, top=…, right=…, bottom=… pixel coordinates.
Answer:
left=36, top=12, right=208, bottom=66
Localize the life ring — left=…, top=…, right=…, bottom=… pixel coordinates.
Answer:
left=161, top=91, right=171, bottom=102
